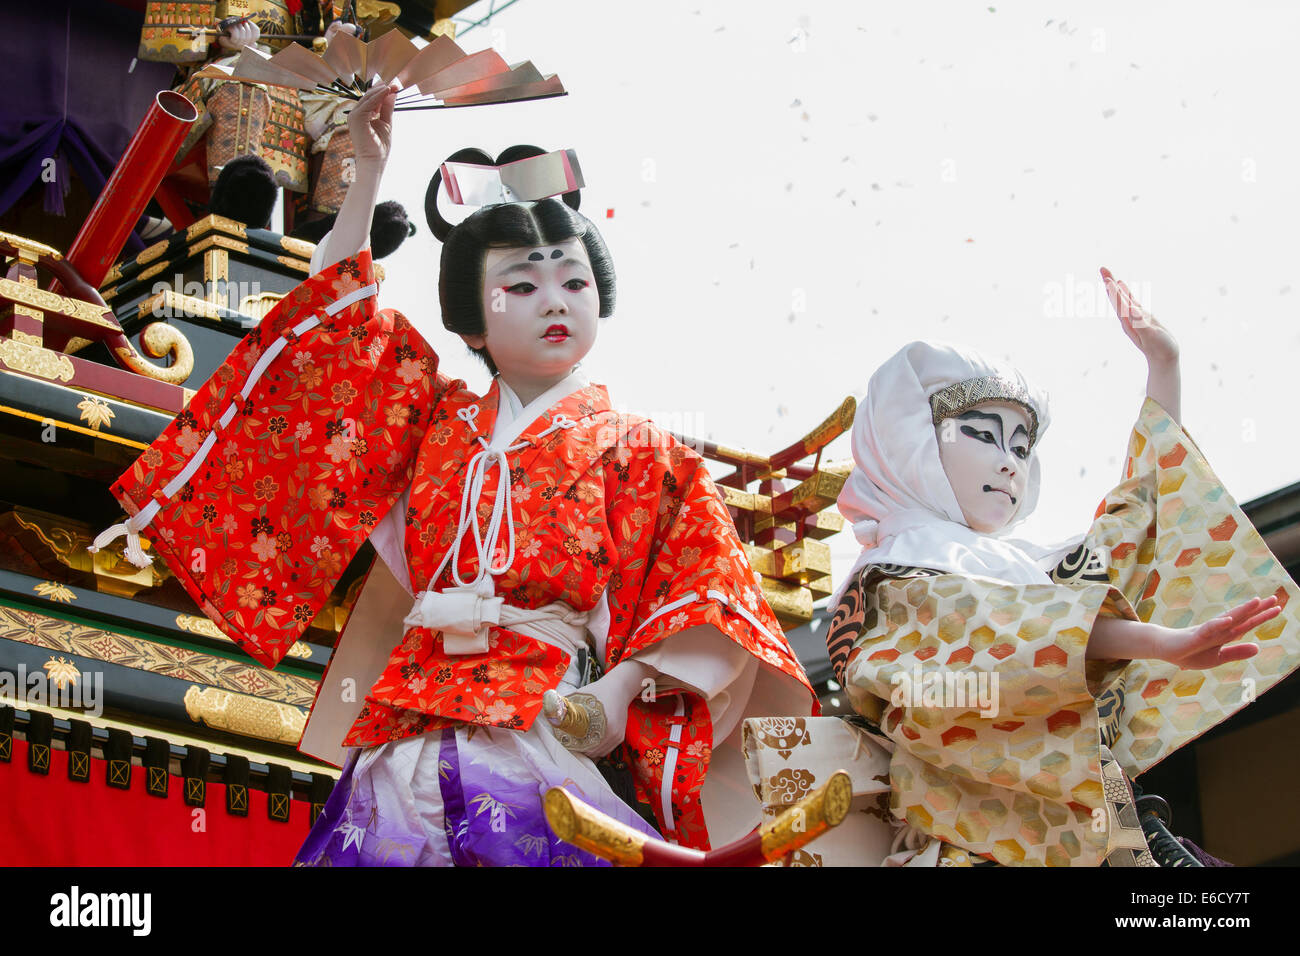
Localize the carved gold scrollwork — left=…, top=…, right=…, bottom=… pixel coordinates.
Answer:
left=175, top=613, right=312, bottom=659
left=0, top=230, right=62, bottom=260
left=0, top=278, right=117, bottom=329
left=113, top=321, right=195, bottom=384
left=0, top=338, right=74, bottom=381
left=184, top=685, right=307, bottom=744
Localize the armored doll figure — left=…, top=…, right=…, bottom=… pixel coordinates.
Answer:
left=92, top=82, right=816, bottom=865
left=744, top=272, right=1297, bottom=867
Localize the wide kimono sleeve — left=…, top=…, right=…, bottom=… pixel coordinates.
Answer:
left=103, top=251, right=445, bottom=669
left=1086, top=398, right=1300, bottom=771
left=601, top=425, right=817, bottom=848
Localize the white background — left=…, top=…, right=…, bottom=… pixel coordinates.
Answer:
left=372, top=0, right=1300, bottom=586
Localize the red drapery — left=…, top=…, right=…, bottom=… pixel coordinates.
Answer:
left=0, top=739, right=312, bottom=866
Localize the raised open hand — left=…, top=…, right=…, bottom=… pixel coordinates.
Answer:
left=1100, top=267, right=1179, bottom=367
left=345, top=81, right=398, bottom=170
left=1155, top=595, right=1279, bottom=670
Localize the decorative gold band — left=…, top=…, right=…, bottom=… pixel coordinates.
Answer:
left=928, top=375, right=1040, bottom=447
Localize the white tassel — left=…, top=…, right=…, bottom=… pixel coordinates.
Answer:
left=88, top=517, right=154, bottom=570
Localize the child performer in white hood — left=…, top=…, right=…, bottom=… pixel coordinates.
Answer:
left=811, top=270, right=1295, bottom=866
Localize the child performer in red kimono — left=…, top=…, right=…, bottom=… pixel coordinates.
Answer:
left=91, top=83, right=816, bottom=865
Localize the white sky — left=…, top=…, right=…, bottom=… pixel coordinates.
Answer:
left=373, top=0, right=1300, bottom=588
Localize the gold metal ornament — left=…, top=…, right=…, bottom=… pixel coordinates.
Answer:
left=758, top=769, right=853, bottom=862
left=543, top=787, right=647, bottom=866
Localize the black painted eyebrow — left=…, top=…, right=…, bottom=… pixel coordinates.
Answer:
left=956, top=410, right=1004, bottom=445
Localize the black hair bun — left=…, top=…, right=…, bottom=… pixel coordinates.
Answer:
left=209, top=154, right=277, bottom=230
left=371, top=200, right=415, bottom=259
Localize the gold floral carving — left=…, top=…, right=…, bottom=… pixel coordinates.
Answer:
left=238, top=291, right=287, bottom=322
left=0, top=339, right=74, bottom=382
left=278, top=235, right=315, bottom=259
left=33, top=582, right=76, bottom=604
left=0, top=278, right=118, bottom=329
left=188, top=235, right=249, bottom=258
left=187, top=214, right=248, bottom=242
left=0, top=605, right=317, bottom=707
left=175, top=613, right=312, bottom=660
left=0, top=230, right=62, bottom=260
left=43, top=656, right=81, bottom=690
left=77, top=395, right=115, bottom=431
left=12, top=330, right=43, bottom=347
left=276, top=254, right=310, bottom=274
left=184, top=685, right=307, bottom=745
left=543, top=787, right=646, bottom=866
left=136, top=261, right=170, bottom=285
left=134, top=239, right=171, bottom=268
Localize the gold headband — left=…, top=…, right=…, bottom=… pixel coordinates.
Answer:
left=929, top=375, right=1040, bottom=447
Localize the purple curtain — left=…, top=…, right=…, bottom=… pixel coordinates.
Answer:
left=0, top=0, right=177, bottom=252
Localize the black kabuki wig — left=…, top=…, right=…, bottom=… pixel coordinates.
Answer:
left=425, top=145, right=616, bottom=374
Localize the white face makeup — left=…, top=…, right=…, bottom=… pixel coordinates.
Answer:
left=935, top=401, right=1033, bottom=533
left=467, top=238, right=600, bottom=404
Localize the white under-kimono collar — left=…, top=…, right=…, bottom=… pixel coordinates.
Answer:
left=490, top=369, right=589, bottom=447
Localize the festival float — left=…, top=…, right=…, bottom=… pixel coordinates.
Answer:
left=0, top=0, right=1297, bottom=867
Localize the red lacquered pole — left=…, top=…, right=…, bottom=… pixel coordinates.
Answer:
left=52, top=90, right=198, bottom=293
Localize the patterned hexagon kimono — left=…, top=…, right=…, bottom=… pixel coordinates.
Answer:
left=743, top=342, right=1300, bottom=867
left=100, top=250, right=817, bottom=865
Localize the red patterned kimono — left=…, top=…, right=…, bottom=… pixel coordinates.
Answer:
left=107, top=251, right=816, bottom=851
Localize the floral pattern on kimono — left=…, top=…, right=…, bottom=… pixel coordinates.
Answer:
left=107, top=250, right=817, bottom=851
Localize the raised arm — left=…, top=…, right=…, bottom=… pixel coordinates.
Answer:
left=316, top=81, right=398, bottom=270
left=1101, top=266, right=1181, bottom=425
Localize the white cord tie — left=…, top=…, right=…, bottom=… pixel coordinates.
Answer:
left=456, top=404, right=480, bottom=432
left=416, top=409, right=586, bottom=655
left=87, top=511, right=154, bottom=569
